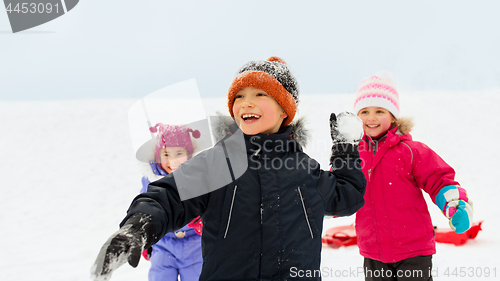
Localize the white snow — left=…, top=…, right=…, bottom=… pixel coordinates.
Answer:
left=0, top=90, right=498, bottom=281
left=337, top=113, right=364, bottom=143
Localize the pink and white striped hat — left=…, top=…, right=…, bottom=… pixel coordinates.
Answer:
left=353, top=71, right=400, bottom=119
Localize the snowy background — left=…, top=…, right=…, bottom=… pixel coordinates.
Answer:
left=0, top=90, right=498, bottom=281
left=1, top=0, right=500, bottom=280
left=1, top=0, right=500, bottom=101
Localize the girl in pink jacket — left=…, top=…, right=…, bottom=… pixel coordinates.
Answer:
left=353, top=72, right=474, bottom=281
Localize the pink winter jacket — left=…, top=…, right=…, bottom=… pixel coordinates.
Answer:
left=356, top=124, right=459, bottom=263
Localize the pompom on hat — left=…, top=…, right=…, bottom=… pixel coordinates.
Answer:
left=227, top=56, right=299, bottom=127
left=353, top=71, right=400, bottom=119
left=149, top=123, right=200, bottom=163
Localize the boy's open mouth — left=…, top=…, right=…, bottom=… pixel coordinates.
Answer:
left=367, top=124, right=379, bottom=128
left=241, top=113, right=261, bottom=122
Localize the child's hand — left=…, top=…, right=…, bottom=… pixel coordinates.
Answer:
left=330, top=112, right=363, bottom=144
left=329, top=112, right=364, bottom=165
left=90, top=214, right=157, bottom=281
left=435, top=185, right=474, bottom=234
left=446, top=200, right=474, bottom=234
left=142, top=248, right=151, bottom=261
left=188, top=216, right=203, bottom=236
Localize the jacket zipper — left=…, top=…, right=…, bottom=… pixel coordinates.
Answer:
left=366, top=134, right=387, bottom=181
left=298, top=187, right=314, bottom=239
left=260, top=203, right=263, bottom=224
left=224, top=185, right=238, bottom=238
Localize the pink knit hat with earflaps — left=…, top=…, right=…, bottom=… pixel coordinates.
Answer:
left=149, top=123, right=201, bottom=163
left=353, top=71, right=400, bottom=119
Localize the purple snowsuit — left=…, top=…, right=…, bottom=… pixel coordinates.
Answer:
left=141, top=162, right=203, bottom=281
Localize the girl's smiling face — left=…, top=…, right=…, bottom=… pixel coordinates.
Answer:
left=357, top=106, right=396, bottom=139
left=159, top=147, right=189, bottom=174
left=232, top=87, right=287, bottom=135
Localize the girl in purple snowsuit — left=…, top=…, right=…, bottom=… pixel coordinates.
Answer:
left=139, top=123, right=203, bottom=281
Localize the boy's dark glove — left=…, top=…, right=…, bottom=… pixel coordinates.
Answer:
left=329, top=112, right=363, bottom=165
left=90, top=213, right=157, bottom=281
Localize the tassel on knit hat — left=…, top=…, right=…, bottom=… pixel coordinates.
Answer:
left=149, top=123, right=200, bottom=162
left=353, top=71, right=400, bottom=119
left=227, top=56, right=299, bottom=127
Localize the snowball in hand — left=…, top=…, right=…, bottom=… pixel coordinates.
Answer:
left=336, top=112, right=364, bottom=143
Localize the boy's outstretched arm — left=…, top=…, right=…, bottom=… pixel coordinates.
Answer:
left=320, top=112, right=366, bottom=216
left=91, top=172, right=208, bottom=280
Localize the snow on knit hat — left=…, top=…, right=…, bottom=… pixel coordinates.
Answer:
left=227, top=56, right=299, bottom=127
left=353, top=71, right=400, bottom=119
left=149, top=123, right=201, bottom=163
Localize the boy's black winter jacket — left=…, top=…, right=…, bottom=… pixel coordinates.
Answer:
left=122, top=124, right=366, bottom=280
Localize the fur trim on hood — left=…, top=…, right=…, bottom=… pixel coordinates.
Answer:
left=137, top=160, right=164, bottom=182
left=395, top=117, right=414, bottom=135
left=210, top=111, right=309, bottom=148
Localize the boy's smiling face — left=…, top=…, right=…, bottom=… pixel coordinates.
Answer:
left=232, top=87, right=287, bottom=135
left=357, top=106, right=396, bottom=138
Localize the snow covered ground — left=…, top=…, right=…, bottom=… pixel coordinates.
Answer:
left=0, top=90, right=498, bottom=281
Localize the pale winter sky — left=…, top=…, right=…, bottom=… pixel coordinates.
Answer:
left=1, top=0, right=499, bottom=101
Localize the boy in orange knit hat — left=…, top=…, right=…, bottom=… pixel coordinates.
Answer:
left=92, top=57, right=367, bottom=281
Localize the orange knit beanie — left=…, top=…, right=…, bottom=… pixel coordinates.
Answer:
left=227, top=56, right=299, bottom=127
